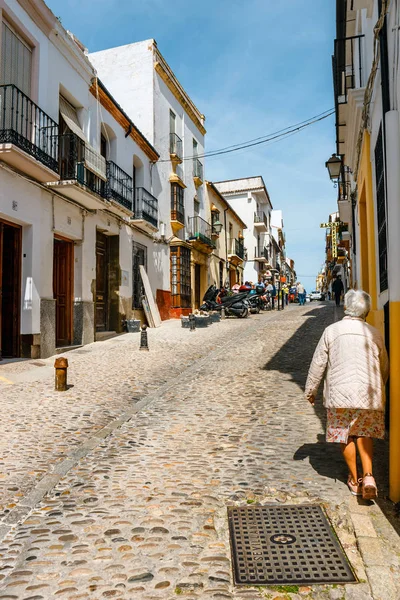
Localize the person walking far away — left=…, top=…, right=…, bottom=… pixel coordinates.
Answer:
left=304, top=290, right=389, bottom=499
left=332, top=275, right=344, bottom=306
left=297, top=282, right=305, bottom=306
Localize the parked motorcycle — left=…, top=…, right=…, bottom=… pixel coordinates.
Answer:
left=200, top=286, right=249, bottom=318
left=246, top=285, right=267, bottom=314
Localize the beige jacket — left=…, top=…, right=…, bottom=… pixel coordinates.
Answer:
left=305, top=316, right=389, bottom=410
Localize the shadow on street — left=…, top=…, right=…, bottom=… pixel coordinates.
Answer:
left=262, top=304, right=392, bottom=503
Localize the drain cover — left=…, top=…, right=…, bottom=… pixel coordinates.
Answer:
left=228, top=505, right=356, bottom=585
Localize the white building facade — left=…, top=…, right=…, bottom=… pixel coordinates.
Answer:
left=0, top=0, right=161, bottom=359
left=214, top=177, right=273, bottom=283
left=90, top=40, right=210, bottom=316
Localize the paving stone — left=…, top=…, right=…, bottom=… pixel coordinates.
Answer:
left=0, top=306, right=398, bottom=599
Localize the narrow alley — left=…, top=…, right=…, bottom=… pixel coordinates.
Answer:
left=0, top=305, right=398, bottom=600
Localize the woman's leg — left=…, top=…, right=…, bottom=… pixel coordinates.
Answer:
left=356, top=437, right=373, bottom=475
left=341, top=438, right=358, bottom=482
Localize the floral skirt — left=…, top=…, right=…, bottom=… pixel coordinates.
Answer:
left=326, top=408, right=385, bottom=444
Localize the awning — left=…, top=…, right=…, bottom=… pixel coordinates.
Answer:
left=59, top=95, right=106, bottom=181
left=59, top=95, right=87, bottom=142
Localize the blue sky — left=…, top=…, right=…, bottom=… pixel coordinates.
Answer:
left=48, top=0, right=337, bottom=291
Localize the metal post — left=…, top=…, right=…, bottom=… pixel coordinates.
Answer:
left=54, top=357, right=68, bottom=391
left=189, top=313, right=196, bottom=332
left=277, top=279, right=281, bottom=311
left=139, top=324, right=149, bottom=351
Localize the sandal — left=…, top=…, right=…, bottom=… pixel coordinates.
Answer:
left=347, top=476, right=362, bottom=496
left=362, top=473, right=378, bottom=500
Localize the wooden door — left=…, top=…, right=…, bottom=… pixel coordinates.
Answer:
left=194, top=263, right=201, bottom=309
left=53, top=237, right=73, bottom=347
left=96, top=231, right=109, bottom=331
left=0, top=220, right=22, bottom=358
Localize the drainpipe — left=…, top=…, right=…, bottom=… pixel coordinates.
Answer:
left=385, top=110, right=400, bottom=503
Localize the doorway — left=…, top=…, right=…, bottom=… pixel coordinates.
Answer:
left=194, top=263, right=201, bottom=309
left=132, top=242, right=147, bottom=309
left=0, top=220, right=22, bottom=358
left=53, top=236, right=74, bottom=347
left=96, top=231, right=109, bottom=332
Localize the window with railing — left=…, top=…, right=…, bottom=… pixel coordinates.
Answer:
left=0, top=84, right=59, bottom=172
left=170, top=132, right=182, bottom=158
left=234, top=239, right=244, bottom=259
left=58, top=133, right=104, bottom=196
left=333, top=35, right=364, bottom=105
left=171, top=183, right=184, bottom=223
left=170, top=245, right=191, bottom=308
left=188, top=216, right=214, bottom=247
left=254, top=211, right=268, bottom=227
left=374, top=125, right=388, bottom=292
left=134, top=187, right=158, bottom=228
left=193, top=157, right=203, bottom=180
left=106, top=161, right=133, bottom=210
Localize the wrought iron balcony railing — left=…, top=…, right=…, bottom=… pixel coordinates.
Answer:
left=106, top=161, right=133, bottom=210
left=193, top=157, right=203, bottom=180
left=0, top=84, right=59, bottom=172
left=255, top=246, right=269, bottom=260
left=134, top=187, right=158, bottom=228
left=234, top=239, right=245, bottom=259
left=333, top=35, right=364, bottom=105
left=170, top=132, right=183, bottom=158
left=188, top=216, right=215, bottom=247
left=58, top=133, right=105, bottom=197
left=254, top=211, right=268, bottom=227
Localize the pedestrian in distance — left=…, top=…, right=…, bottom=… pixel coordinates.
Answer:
left=305, top=289, right=389, bottom=499
left=297, top=282, right=305, bottom=306
left=332, top=275, right=344, bottom=306
left=266, top=281, right=275, bottom=309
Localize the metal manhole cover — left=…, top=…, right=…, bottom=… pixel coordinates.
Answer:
left=228, top=505, right=356, bottom=586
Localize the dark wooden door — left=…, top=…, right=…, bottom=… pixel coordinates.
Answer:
left=96, top=232, right=109, bottom=331
left=53, top=237, right=73, bottom=347
left=0, top=221, right=22, bottom=358
left=194, top=263, right=201, bottom=309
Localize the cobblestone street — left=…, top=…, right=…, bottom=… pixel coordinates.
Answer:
left=0, top=304, right=399, bottom=600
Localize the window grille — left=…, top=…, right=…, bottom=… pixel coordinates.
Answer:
left=170, top=245, right=191, bottom=308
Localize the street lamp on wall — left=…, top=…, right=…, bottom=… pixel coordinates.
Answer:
left=325, top=153, right=342, bottom=182
left=212, top=219, right=223, bottom=235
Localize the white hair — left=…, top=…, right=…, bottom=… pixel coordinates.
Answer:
left=344, top=289, right=371, bottom=319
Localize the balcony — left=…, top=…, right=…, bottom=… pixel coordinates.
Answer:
left=170, top=132, right=183, bottom=164
left=47, top=133, right=109, bottom=211
left=188, top=216, right=215, bottom=252
left=106, top=161, right=133, bottom=215
left=171, top=183, right=185, bottom=234
left=254, top=211, right=268, bottom=231
left=193, top=158, right=203, bottom=187
left=0, top=84, right=59, bottom=182
left=228, top=239, right=245, bottom=265
left=132, top=187, right=158, bottom=232
left=332, top=35, right=364, bottom=155
left=254, top=246, right=269, bottom=263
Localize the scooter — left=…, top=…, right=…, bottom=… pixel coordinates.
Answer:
left=246, top=285, right=267, bottom=314
left=200, top=286, right=249, bottom=318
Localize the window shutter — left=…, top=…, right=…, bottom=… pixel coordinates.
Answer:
left=1, top=21, right=32, bottom=96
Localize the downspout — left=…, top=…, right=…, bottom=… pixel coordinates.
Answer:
left=385, top=110, right=400, bottom=503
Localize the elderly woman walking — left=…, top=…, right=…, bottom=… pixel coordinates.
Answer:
left=305, top=290, right=389, bottom=499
